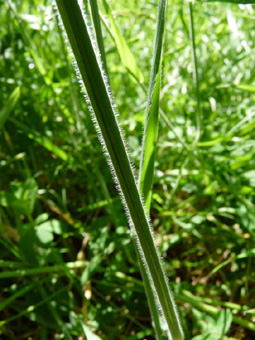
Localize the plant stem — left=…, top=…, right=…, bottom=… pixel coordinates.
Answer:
left=54, top=1, right=183, bottom=338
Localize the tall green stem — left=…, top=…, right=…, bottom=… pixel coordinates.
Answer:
left=54, top=1, right=183, bottom=339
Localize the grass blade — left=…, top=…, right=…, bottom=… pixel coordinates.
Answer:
left=137, top=0, right=169, bottom=338
left=197, top=0, right=255, bottom=3
left=53, top=1, right=183, bottom=339
left=234, top=84, right=255, bottom=92
left=101, top=0, right=144, bottom=84
left=139, top=67, right=161, bottom=211
left=0, top=260, right=87, bottom=279
left=7, top=1, right=51, bottom=85
left=9, top=117, right=71, bottom=163
left=138, top=0, right=166, bottom=212
left=0, top=284, right=34, bottom=311
left=0, top=87, right=20, bottom=129
left=188, top=2, right=202, bottom=144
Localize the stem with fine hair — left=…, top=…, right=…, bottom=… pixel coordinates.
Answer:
left=53, top=1, right=183, bottom=339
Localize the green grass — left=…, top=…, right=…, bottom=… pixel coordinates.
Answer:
left=0, top=0, right=255, bottom=339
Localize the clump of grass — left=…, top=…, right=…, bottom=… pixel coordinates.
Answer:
left=1, top=0, right=255, bottom=339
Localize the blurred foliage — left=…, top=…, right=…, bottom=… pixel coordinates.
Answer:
left=0, top=0, right=255, bottom=339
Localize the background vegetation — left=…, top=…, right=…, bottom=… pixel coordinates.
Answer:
left=0, top=0, right=255, bottom=339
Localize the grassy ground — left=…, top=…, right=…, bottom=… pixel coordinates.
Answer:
left=0, top=0, right=255, bottom=339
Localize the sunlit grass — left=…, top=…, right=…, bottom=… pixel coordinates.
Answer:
left=0, top=0, right=255, bottom=339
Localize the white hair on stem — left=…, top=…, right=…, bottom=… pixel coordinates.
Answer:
left=52, top=1, right=182, bottom=338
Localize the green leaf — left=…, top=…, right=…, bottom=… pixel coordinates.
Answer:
left=38, top=219, right=63, bottom=235
left=35, top=219, right=63, bottom=245
left=230, top=153, right=253, bottom=170
left=81, top=324, right=103, bottom=340
left=191, top=335, right=219, bottom=340
left=35, top=213, right=50, bottom=225
left=215, top=309, right=233, bottom=335
left=35, top=224, right=54, bottom=245
left=0, top=178, right=38, bottom=215
left=242, top=170, right=255, bottom=187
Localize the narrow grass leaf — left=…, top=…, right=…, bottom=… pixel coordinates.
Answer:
left=29, top=135, right=70, bottom=162
left=139, top=65, right=161, bottom=211
left=101, top=0, right=144, bottom=84
left=53, top=1, right=183, bottom=339
left=0, top=87, right=20, bottom=129
left=235, top=84, right=255, bottom=93
left=9, top=118, right=71, bottom=162
left=0, top=261, right=87, bottom=279
left=197, top=0, right=255, bottom=3
left=139, top=0, right=166, bottom=213
left=0, top=284, right=34, bottom=311
left=8, top=1, right=51, bottom=85
left=217, top=83, right=255, bottom=93
left=188, top=2, right=202, bottom=144
left=38, top=286, right=74, bottom=340
left=88, top=0, right=109, bottom=76
left=137, top=0, right=168, bottom=338
left=0, top=285, right=65, bottom=327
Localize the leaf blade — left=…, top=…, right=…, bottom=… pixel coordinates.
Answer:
left=101, top=0, right=144, bottom=84
left=0, top=87, right=20, bottom=129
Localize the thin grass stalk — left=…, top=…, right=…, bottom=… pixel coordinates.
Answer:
left=137, top=0, right=172, bottom=338
left=53, top=1, right=183, bottom=339
left=188, top=1, right=202, bottom=144
left=0, top=260, right=87, bottom=279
